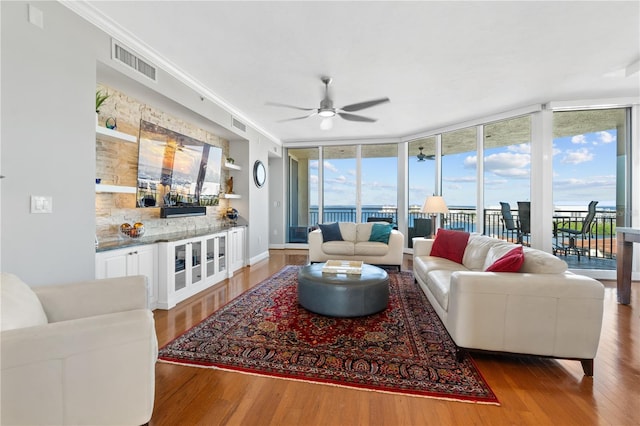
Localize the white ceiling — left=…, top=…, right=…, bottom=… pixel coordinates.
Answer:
left=81, top=1, right=639, bottom=144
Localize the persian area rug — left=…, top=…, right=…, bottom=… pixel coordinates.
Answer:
left=158, top=266, right=499, bottom=405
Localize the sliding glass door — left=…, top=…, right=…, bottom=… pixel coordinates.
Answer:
left=483, top=116, right=532, bottom=243
left=551, top=108, right=630, bottom=270
left=361, top=144, right=398, bottom=223
left=287, top=147, right=318, bottom=243
left=441, top=127, right=478, bottom=232
left=322, top=145, right=357, bottom=222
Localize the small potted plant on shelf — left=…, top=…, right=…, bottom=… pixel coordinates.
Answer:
left=95, top=90, right=109, bottom=125
left=96, top=90, right=109, bottom=113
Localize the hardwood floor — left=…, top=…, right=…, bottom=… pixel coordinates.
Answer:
left=151, top=250, right=639, bottom=426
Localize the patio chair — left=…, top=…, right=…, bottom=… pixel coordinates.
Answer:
left=555, top=200, right=598, bottom=261
left=500, top=202, right=523, bottom=244
left=517, top=201, right=531, bottom=246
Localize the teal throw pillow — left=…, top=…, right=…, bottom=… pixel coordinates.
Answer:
left=318, top=222, right=343, bottom=242
left=369, top=223, right=393, bottom=244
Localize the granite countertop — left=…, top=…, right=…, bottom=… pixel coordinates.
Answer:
left=96, top=221, right=248, bottom=253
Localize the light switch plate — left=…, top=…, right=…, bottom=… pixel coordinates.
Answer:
left=31, top=196, right=52, bottom=214
left=28, top=5, right=44, bottom=29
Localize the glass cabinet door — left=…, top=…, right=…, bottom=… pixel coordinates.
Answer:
left=218, top=235, right=226, bottom=273
left=174, top=243, right=186, bottom=291
left=206, top=237, right=216, bottom=277
left=191, top=241, right=202, bottom=285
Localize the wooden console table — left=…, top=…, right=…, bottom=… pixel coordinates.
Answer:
left=616, top=227, right=639, bottom=305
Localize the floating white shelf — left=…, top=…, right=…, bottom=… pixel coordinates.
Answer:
left=221, top=193, right=241, bottom=199
left=96, top=184, right=137, bottom=194
left=224, top=162, right=241, bottom=170
left=96, top=126, right=137, bottom=144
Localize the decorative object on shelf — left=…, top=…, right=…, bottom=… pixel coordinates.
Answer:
left=226, top=207, right=239, bottom=224
left=226, top=157, right=235, bottom=164
left=95, top=178, right=101, bottom=184
left=95, top=89, right=109, bottom=113
left=253, top=160, right=266, bottom=188
left=226, top=176, right=234, bottom=194
left=120, top=222, right=145, bottom=238
left=105, top=117, right=117, bottom=130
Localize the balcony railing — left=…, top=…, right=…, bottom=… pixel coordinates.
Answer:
left=301, top=206, right=617, bottom=260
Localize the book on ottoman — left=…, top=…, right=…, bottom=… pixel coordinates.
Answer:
left=322, top=260, right=363, bottom=274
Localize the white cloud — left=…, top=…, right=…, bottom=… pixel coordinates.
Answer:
left=597, top=131, right=615, bottom=144
left=444, top=176, right=476, bottom=183
left=571, top=134, right=587, bottom=144
left=484, top=178, right=509, bottom=187
left=324, top=160, right=338, bottom=173
left=485, top=152, right=530, bottom=169
left=463, top=155, right=478, bottom=169
left=507, top=143, right=531, bottom=154
left=561, top=148, right=594, bottom=164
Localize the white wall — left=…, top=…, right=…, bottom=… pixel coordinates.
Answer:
left=268, top=156, right=285, bottom=248
left=1, top=1, right=99, bottom=285
left=1, top=1, right=277, bottom=284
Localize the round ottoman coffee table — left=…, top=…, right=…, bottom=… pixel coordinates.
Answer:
left=297, top=263, right=389, bottom=317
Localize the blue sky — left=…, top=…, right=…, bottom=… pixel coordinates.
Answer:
left=307, top=128, right=617, bottom=210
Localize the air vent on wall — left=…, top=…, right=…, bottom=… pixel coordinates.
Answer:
left=111, top=40, right=157, bottom=82
left=232, top=117, right=246, bottom=133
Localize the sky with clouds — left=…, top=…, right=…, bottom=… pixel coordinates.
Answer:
left=307, top=128, right=617, bottom=211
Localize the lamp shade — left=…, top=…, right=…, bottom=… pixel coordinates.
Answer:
left=421, top=196, right=449, bottom=214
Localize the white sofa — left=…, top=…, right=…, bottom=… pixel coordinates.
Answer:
left=1, top=273, right=158, bottom=425
left=412, top=234, right=605, bottom=375
left=309, top=222, right=404, bottom=269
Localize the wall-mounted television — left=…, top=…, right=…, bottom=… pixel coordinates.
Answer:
left=136, top=120, right=222, bottom=210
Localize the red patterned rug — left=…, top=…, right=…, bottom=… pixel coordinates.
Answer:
left=158, top=266, right=499, bottom=404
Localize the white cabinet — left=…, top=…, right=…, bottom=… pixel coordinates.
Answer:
left=228, top=227, right=246, bottom=274
left=95, top=244, right=158, bottom=309
left=157, top=232, right=228, bottom=309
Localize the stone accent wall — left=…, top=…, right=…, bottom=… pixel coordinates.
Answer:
left=96, top=84, right=231, bottom=243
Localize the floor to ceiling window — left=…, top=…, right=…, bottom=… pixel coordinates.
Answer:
left=551, top=108, right=629, bottom=270
left=407, top=138, right=436, bottom=246
left=483, top=115, right=532, bottom=243
left=441, top=127, right=478, bottom=232
left=360, top=144, right=398, bottom=223
left=287, top=147, right=318, bottom=243
left=322, top=145, right=357, bottom=222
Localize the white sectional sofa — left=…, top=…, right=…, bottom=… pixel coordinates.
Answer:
left=309, top=222, right=404, bottom=270
left=412, top=233, right=605, bottom=375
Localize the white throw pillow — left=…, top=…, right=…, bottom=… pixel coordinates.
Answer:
left=1, top=273, right=48, bottom=331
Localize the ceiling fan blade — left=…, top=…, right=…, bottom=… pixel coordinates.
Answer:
left=277, top=113, right=317, bottom=123
left=266, top=101, right=315, bottom=112
left=340, top=97, right=390, bottom=112
left=338, top=112, right=377, bottom=123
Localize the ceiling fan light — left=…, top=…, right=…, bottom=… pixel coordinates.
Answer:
left=318, top=109, right=335, bottom=118
left=320, top=117, right=334, bottom=130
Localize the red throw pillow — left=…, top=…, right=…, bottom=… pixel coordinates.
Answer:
left=430, top=229, right=470, bottom=264
left=485, top=246, right=525, bottom=272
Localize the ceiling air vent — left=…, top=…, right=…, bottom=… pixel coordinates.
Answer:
left=232, top=117, right=247, bottom=133
left=111, top=40, right=157, bottom=82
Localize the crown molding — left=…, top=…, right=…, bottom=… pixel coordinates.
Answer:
left=59, top=0, right=282, bottom=146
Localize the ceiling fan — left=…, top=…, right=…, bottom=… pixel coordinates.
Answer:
left=267, top=77, right=390, bottom=130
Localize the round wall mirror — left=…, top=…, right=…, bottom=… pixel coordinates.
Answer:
left=253, top=160, right=266, bottom=188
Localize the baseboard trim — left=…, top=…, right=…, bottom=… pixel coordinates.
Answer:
left=249, top=251, right=270, bottom=266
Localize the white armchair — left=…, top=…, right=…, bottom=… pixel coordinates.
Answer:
left=1, top=273, right=158, bottom=425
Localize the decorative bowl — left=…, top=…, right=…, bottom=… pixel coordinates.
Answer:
left=120, top=222, right=145, bottom=238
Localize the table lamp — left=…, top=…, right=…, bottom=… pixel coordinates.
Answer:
left=421, top=195, right=449, bottom=238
